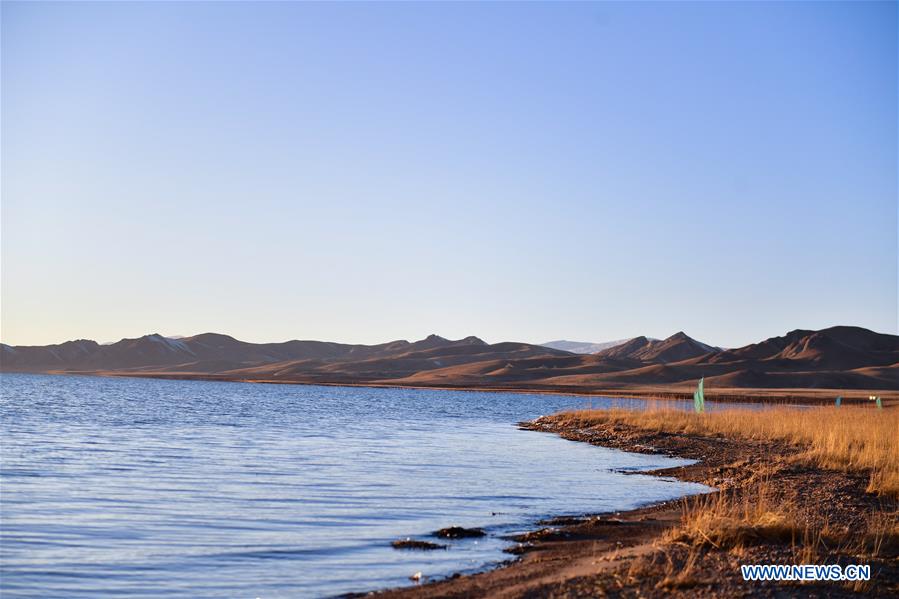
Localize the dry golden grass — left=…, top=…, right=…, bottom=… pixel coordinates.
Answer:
left=667, top=477, right=802, bottom=550
left=859, top=509, right=899, bottom=557
left=554, top=404, right=898, bottom=591
left=543, top=404, right=898, bottom=593
left=552, top=405, right=899, bottom=496
left=626, top=544, right=707, bottom=590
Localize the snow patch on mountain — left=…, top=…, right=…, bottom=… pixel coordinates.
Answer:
left=147, top=334, right=195, bottom=355
left=542, top=338, right=654, bottom=354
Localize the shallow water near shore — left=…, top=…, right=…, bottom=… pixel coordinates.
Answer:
left=1, top=373, right=709, bottom=598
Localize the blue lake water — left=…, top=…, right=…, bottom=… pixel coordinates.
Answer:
left=0, top=373, right=709, bottom=598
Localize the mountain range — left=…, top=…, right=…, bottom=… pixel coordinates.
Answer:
left=2, top=326, right=897, bottom=392
left=541, top=339, right=653, bottom=354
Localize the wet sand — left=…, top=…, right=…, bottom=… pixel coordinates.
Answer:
left=363, top=415, right=898, bottom=598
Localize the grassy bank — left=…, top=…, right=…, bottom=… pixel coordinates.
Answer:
left=550, top=405, right=899, bottom=496
left=536, top=405, right=899, bottom=595
left=377, top=405, right=897, bottom=597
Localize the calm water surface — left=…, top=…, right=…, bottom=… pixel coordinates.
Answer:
left=1, top=373, right=709, bottom=598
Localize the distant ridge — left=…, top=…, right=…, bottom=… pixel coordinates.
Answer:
left=594, top=332, right=720, bottom=363
left=541, top=338, right=653, bottom=354
left=0, top=332, right=563, bottom=379
left=2, top=326, right=896, bottom=391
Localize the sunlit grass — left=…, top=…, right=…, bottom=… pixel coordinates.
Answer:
left=546, top=404, right=898, bottom=591
left=667, top=476, right=800, bottom=549
left=548, top=405, right=899, bottom=497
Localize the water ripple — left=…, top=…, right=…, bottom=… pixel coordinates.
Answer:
left=1, top=373, right=709, bottom=598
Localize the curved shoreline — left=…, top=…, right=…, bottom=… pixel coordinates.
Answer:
left=356, top=419, right=722, bottom=599
left=364, top=414, right=898, bottom=598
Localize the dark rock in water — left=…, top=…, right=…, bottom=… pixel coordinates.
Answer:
left=538, top=515, right=587, bottom=526
left=391, top=538, right=447, bottom=550
left=511, top=527, right=569, bottom=543
left=434, top=526, right=486, bottom=539
left=504, top=543, right=533, bottom=555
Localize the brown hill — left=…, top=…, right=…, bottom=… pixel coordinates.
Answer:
left=0, top=332, right=568, bottom=380
left=633, top=332, right=718, bottom=362
left=710, top=326, right=897, bottom=366
left=595, top=332, right=718, bottom=363
left=594, top=336, right=654, bottom=359
left=0, top=332, right=490, bottom=372
left=1, top=339, right=101, bottom=368
left=2, top=326, right=896, bottom=392
left=222, top=339, right=562, bottom=382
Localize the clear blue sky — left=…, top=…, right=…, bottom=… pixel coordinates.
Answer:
left=2, top=1, right=896, bottom=349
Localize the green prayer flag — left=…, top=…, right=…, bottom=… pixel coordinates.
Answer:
left=693, top=377, right=705, bottom=413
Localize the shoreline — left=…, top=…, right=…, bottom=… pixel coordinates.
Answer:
left=4, top=369, right=895, bottom=406
left=5, top=371, right=896, bottom=595
left=366, top=413, right=898, bottom=598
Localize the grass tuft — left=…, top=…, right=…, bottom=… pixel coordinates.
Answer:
left=667, top=478, right=801, bottom=550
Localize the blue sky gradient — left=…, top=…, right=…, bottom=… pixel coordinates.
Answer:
left=2, top=1, right=896, bottom=348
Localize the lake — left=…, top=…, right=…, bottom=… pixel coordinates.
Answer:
left=0, top=373, right=709, bottom=598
